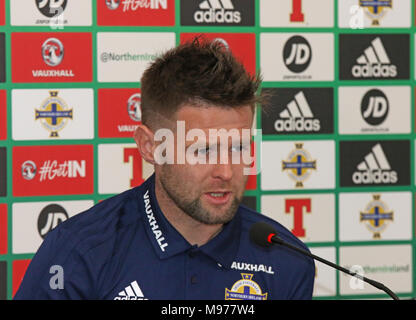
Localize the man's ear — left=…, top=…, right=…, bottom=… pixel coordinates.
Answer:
left=134, top=124, right=156, bottom=165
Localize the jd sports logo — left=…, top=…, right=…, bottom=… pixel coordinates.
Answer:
left=340, top=140, right=410, bottom=187
left=283, top=35, right=312, bottom=73
left=36, top=0, right=68, bottom=18
left=339, top=34, right=409, bottom=80
left=361, top=89, right=389, bottom=126
left=180, top=0, right=254, bottom=26
left=261, top=88, right=333, bottom=135
left=37, top=204, right=68, bottom=239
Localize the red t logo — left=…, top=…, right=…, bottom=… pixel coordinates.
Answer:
left=290, top=0, right=304, bottom=22
left=285, top=198, right=311, bottom=237
left=123, top=148, right=144, bottom=187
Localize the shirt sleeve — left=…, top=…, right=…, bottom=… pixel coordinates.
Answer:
left=13, top=225, right=96, bottom=300
left=288, top=256, right=315, bottom=300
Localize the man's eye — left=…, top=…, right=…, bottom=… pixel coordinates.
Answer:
left=231, top=144, right=249, bottom=153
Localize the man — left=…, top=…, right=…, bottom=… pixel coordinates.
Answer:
left=14, top=38, right=315, bottom=300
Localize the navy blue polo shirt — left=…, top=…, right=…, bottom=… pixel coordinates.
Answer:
left=14, top=174, right=315, bottom=300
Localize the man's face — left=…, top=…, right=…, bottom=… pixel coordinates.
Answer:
left=156, top=104, right=254, bottom=225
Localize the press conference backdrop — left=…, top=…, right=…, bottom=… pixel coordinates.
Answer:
left=0, top=0, right=415, bottom=300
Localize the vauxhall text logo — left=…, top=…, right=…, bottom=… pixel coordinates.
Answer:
left=340, top=140, right=410, bottom=187
left=180, top=0, right=254, bottom=26
left=339, top=34, right=410, bottom=80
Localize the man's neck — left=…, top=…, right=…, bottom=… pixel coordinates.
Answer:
left=154, top=177, right=223, bottom=247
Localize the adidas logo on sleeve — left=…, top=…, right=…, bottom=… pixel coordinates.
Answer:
left=352, top=37, right=397, bottom=78
left=113, top=281, right=148, bottom=300
left=274, top=91, right=320, bottom=132
left=352, top=143, right=397, bottom=184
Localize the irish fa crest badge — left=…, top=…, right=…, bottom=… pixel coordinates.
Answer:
left=359, top=0, right=392, bottom=26
left=282, top=143, right=316, bottom=188
left=225, top=274, right=268, bottom=300
left=360, top=194, right=393, bottom=239
left=35, top=91, right=73, bottom=137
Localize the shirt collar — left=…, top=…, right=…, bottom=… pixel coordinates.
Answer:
left=139, top=174, right=241, bottom=268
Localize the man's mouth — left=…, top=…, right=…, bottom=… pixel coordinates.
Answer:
left=204, top=191, right=232, bottom=205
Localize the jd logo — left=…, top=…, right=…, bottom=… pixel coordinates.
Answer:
left=361, top=89, right=389, bottom=126
left=36, top=0, right=68, bottom=18
left=283, top=35, right=312, bottom=73
left=37, top=204, right=69, bottom=239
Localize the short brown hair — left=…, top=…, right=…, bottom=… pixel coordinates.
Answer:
left=140, top=37, right=262, bottom=129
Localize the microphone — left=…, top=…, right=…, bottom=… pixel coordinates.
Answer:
left=249, top=221, right=399, bottom=300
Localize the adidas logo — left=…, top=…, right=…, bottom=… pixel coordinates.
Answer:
left=194, top=0, right=241, bottom=23
left=352, top=143, right=398, bottom=184
left=352, top=37, right=397, bottom=78
left=113, top=281, right=148, bottom=300
left=274, top=91, right=320, bottom=132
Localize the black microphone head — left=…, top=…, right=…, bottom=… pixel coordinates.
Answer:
left=249, top=222, right=277, bottom=247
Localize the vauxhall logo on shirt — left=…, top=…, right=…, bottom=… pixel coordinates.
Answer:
left=339, top=140, right=410, bottom=187
left=143, top=189, right=168, bottom=252
left=180, top=0, right=254, bottom=26
left=339, top=34, right=410, bottom=80
left=261, top=88, right=333, bottom=135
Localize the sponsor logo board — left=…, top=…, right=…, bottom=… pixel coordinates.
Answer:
left=339, top=34, right=410, bottom=80
left=260, top=0, right=334, bottom=27
left=339, top=140, right=410, bottom=187
left=98, top=143, right=154, bottom=194
left=261, top=88, right=334, bottom=135
left=338, top=0, right=410, bottom=28
left=13, top=145, right=94, bottom=196
left=338, top=86, right=411, bottom=134
left=261, top=33, right=334, bottom=81
left=10, top=0, right=92, bottom=26
left=97, top=0, right=174, bottom=26
left=339, top=245, right=413, bottom=295
left=98, top=88, right=141, bottom=138
left=11, top=32, right=93, bottom=83
left=261, top=194, right=335, bottom=242
left=339, top=192, right=412, bottom=241
left=12, top=200, right=93, bottom=254
left=97, top=32, right=175, bottom=82
left=12, top=89, right=94, bottom=140
left=261, top=140, right=335, bottom=190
